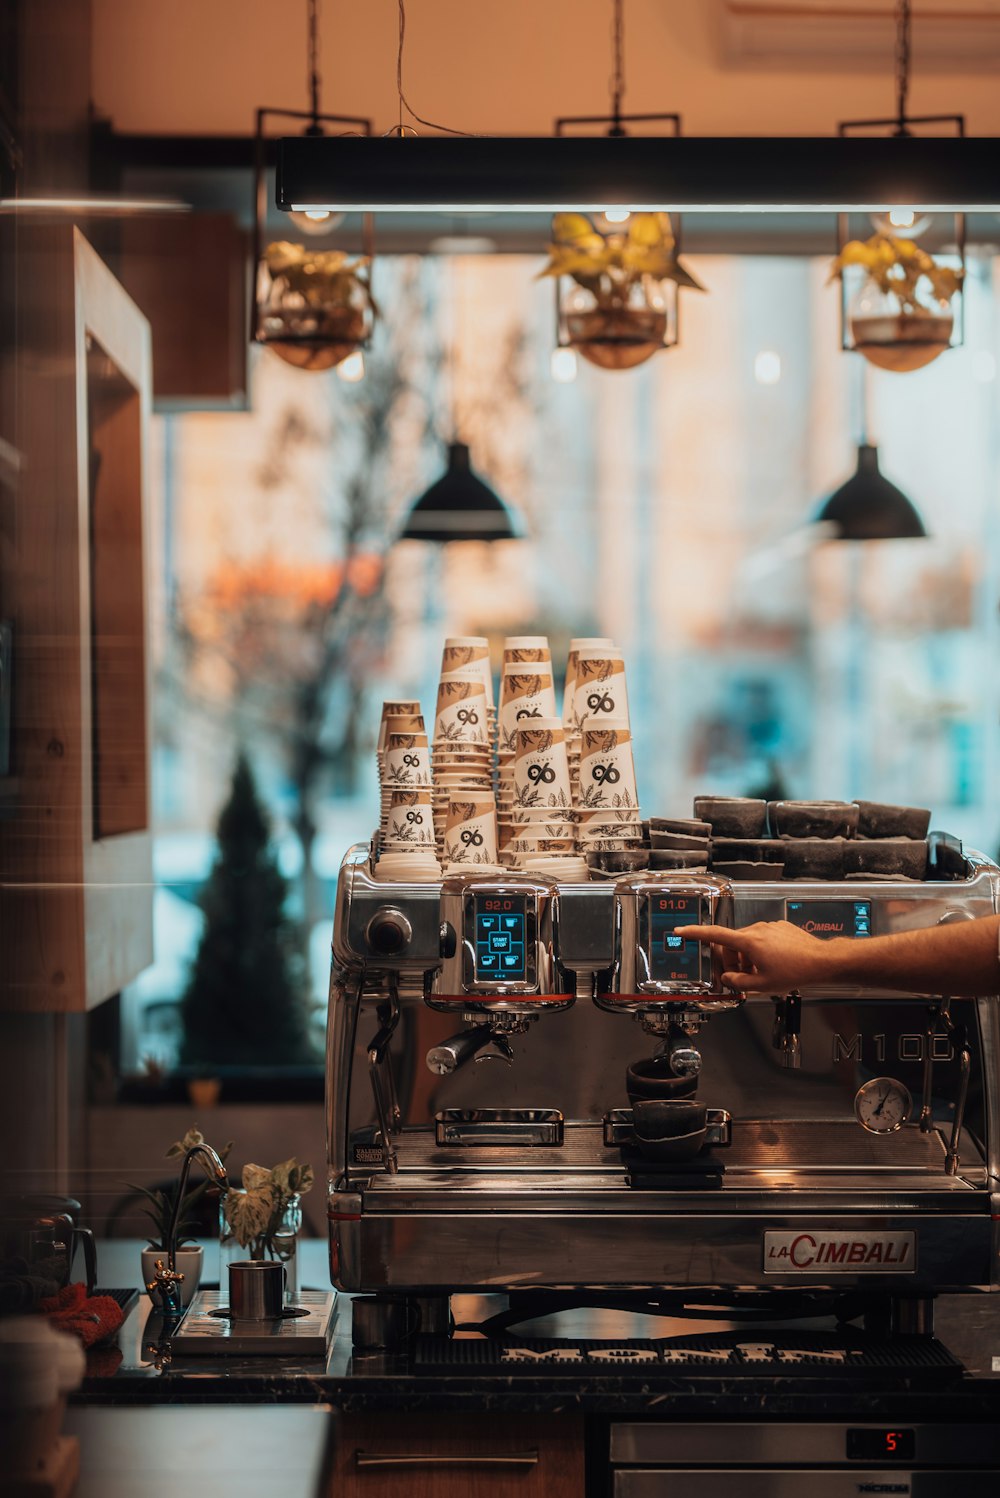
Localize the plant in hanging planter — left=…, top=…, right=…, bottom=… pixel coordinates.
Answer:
left=259, top=241, right=378, bottom=372
left=539, top=212, right=706, bottom=370
left=830, top=231, right=964, bottom=373
left=130, top=1126, right=233, bottom=1308
left=222, top=1157, right=314, bottom=1262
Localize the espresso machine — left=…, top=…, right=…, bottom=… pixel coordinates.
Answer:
left=327, top=838, right=1000, bottom=1372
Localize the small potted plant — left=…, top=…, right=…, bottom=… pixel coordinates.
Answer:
left=830, top=231, right=963, bottom=372
left=221, top=1157, right=314, bottom=1303
left=538, top=212, right=706, bottom=370
left=258, top=240, right=377, bottom=372
left=131, top=1126, right=233, bottom=1308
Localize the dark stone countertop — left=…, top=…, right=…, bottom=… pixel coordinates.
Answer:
left=74, top=1241, right=1000, bottom=1415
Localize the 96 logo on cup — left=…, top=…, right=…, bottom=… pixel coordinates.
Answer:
left=516, top=706, right=543, bottom=720
left=527, top=762, right=556, bottom=785
left=402, top=753, right=420, bottom=767
left=460, top=828, right=484, bottom=847
left=587, top=691, right=615, bottom=714
left=456, top=707, right=479, bottom=725
left=591, top=762, right=621, bottom=785
left=406, top=810, right=424, bottom=824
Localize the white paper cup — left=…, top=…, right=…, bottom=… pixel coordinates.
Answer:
left=573, top=653, right=630, bottom=731
left=442, top=799, right=499, bottom=866
left=579, top=725, right=639, bottom=810
left=434, top=679, right=489, bottom=746
left=383, top=734, right=432, bottom=788
left=498, top=672, right=558, bottom=753
left=513, top=722, right=572, bottom=809
left=384, top=790, right=436, bottom=847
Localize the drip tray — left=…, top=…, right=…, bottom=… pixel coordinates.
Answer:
left=168, top=1289, right=337, bottom=1356
left=415, top=1331, right=962, bottom=1382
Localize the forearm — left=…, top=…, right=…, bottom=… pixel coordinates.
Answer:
left=820, top=915, right=1000, bottom=996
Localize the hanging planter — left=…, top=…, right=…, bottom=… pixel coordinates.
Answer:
left=830, top=227, right=964, bottom=373
left=540, top=212, right=705, bottom=371
left=256, top=240, right=377, bottom=372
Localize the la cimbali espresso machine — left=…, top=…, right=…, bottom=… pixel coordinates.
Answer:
left=327, top=638, right=1000, bottom=1377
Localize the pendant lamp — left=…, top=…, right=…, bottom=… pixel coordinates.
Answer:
left=833, top=0, right=965, bottom=373
left=545, top=0, right=704, bottom=370
left=399, top=442, right=523, bottom=543
left=251, top=0, right=376, bottom=372
left=816, top=444, right=926, bottom=540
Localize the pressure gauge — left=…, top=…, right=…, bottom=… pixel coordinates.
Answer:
left=854, top=1077, right=912, bottom=1134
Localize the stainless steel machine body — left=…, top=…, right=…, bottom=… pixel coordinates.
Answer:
left=327, top=844, right=1000, bottom=1312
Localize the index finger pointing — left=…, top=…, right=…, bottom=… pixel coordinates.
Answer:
left=683, top=924, right=744, bottom=949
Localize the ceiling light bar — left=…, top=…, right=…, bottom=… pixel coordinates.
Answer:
left=277, top=136, right=1000, bottom=214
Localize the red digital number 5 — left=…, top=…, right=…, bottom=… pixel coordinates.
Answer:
left=886, top=1435, right=897, bottom=1453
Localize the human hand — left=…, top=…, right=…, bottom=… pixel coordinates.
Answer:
left=683, top=920, right=838, bottom=994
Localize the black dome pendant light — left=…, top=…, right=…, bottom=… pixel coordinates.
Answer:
left=816, top=359, right=926, bottom=541
left=817, top=442, right=926, bottom=540
left=400, top=441, right=524, bottom=543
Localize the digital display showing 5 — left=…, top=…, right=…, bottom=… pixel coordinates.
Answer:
left=474, top=895, right=528, bottom=982
left=786, top=900, right=871, bottom=940
left=647, top=894, right=704, bottom=984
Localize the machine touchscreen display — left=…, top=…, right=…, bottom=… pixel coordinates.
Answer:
left=786, top=899, right=871, bottom=939
left=647, top=894, right=705, bottom=983
left=474, top=895, right=528, bottom=981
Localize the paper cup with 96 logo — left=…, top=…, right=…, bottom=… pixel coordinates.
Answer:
left=573, top=652, right=630, bottom=731
left=562, top=638, right=614, bottom=728
left=513, top=721, right=571, bottom=808
left=383, top=733, right=432, bottom=787
left=378, top=707, right=425, bottom=757
left=443, top=799, right=499, bottom=867
left=579, top=725, right=639, bottom=810
left=434, top=679, right=489, bottom=746
left=498, top=671, right=557, bottom=754
left=384, top=790, right=436, bottom=848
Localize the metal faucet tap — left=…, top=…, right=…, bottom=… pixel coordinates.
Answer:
left=146, top=1143, right=230, bottom=1318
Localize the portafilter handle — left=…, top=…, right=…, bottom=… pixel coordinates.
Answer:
left=426, top=1024, right=495, bottom=1076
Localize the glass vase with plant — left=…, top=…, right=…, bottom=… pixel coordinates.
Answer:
left=258, top=241, right=377, bottom=372
left=130, top=1126, right=233, bottom=1308
left=830, top=231, right=963, bottom=372
left=539, top=212, right=706, bottom=370
left=220, top=1158, right=314, bottom=1303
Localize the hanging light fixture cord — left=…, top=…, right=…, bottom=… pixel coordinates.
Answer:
left=389, top=0, right=478, bottom=136
left=894, top=0, right=911, bottom=135
left=610, top=0, right=626, bottom=136
left=307, top=0, right=321, bottom=126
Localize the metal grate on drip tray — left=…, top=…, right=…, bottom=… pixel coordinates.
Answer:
left=415, top=1332, right=962, bottom=1381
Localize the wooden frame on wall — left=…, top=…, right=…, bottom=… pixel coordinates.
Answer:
left=0, top=228, right=153, bottom=1011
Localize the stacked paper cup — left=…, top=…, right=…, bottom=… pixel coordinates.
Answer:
left=562, top=639, right=615, bottom=801
left=496, top=638, right=557, bottom=860
left=431, top=675, right=493, bottom=858
left=439, top=636, right=496, bottom=751
left=377, top=787, right=441, bottom=882
left=576, top=722, right=643, bottom=862
left=442, top=797, right=502, bottom=874
left=374, top=704, right=422, bottom=838
left=509, top=719, right=590, bottom=881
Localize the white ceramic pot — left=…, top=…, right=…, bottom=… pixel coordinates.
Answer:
left=140, top=1245, right=203, bottom=1309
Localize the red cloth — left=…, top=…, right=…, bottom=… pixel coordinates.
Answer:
left=39, top=1282, right=125, bottom=1348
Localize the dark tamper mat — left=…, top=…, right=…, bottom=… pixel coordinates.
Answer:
left=621, top=1147, right=725, bottom=1189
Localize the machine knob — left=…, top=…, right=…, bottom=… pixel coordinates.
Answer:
left=938, top=908, right=975, bottom=925
left=439, top=921, right=457, bottom=960
left=366, top=907, right=412, bottom=957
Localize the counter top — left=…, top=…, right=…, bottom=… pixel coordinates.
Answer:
left=79, top=1241, right=1000, bottom=1413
